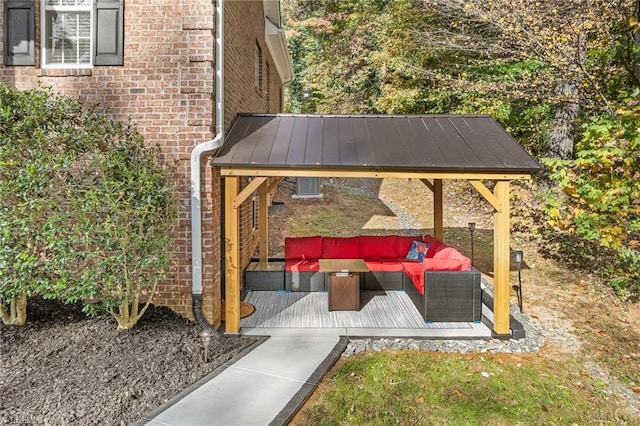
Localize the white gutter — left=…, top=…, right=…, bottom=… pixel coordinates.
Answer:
left=264, top=17, right=294, bottom=84
left=190, top=0, right=223, bottom=330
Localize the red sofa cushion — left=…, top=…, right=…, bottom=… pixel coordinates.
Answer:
left=421, top=258, right=464, bottom=271
left=285, top=259, right=320, bottom=272
left=402, top=262, right=426, bottom=294
left=402, top=258, right=465, bottom=295
left=423, top=234, right=445, bottom=258
left=432, top=247, right=471, bottom=271
left=322, top=236, right=361, bottom=259
left=364, top=260, right=405, bottom=272
left=284, top=236, right=323, bottom=260
left=359, top=235, right=399, bottom=259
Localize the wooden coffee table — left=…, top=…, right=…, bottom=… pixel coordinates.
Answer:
left=319, top=259, right=369, bottom=311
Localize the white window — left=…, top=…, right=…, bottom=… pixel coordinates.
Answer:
left=42, top=0, right=93, bottom=68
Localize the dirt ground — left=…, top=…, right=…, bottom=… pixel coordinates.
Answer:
left=0, top=299, right=258, bottom=426
left=2, top=177, right=639, bottom=425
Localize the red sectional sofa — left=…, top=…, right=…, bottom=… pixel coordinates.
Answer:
left=284, top=235, right=482, bottom=322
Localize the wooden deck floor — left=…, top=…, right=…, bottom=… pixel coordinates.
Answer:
left=241, top=290, right=475, bottom=329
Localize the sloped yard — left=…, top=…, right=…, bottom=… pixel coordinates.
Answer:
left=2, top=177, right=638, bottom=424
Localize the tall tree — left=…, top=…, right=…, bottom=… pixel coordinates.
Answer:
left=426, top=0, right=637, bottom=158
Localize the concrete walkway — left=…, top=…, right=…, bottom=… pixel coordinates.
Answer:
left=133, top=329, right=348, bottom=426
left=133, top=322, right=492, bottom=426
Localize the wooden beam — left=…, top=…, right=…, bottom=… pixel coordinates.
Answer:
left=420, top=178, right=435, bottom=192
left=493, top=180, right=511, bottom=336
left=470, top=180, right=502, bottom=212
left=267, top=176, right=284, bottom=193
left=258, top=180, right=269, bottom=263
left=219, top=167, right=531, bottom=181
left=433, top=179, right=444, bottom=241
left=232, top=176, right=267, bottom=209
left=224, top=176, right=241, bottom=334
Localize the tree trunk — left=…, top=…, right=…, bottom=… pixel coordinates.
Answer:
left=546, top=79, right=580, bottom=159
left=0, top=294, right=28, bottom=326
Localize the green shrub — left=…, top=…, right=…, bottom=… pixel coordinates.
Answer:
left=542, top=90, right=640, bottom=300
left=0, top=84, right=176, bottom=328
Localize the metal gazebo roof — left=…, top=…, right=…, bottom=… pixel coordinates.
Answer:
left=212, top=113, right=542, bottom=174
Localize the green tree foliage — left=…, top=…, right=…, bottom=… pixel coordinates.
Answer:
left=282, top=0, right=640, bottom=299
left=283, top=0, right=638, bottom=155
left=0, top=84, right=176, bottom=328
left=543, top=90, right=640, bottom=299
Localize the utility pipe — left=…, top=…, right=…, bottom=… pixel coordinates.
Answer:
left=191, top=0, right=224, bottom=333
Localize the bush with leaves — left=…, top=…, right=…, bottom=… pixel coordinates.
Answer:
left=543, top=90, right=640, bottom=299
left=0, top=84, right=176, bottom=328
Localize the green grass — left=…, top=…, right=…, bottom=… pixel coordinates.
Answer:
left=293, top=351, right=636, bottom=425
left=289, top=192, right=395, bottom=237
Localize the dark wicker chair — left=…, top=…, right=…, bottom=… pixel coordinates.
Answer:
left=403, top=268, right=482, bottom=322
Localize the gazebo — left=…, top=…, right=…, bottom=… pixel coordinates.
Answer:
left=211, top=113, right=542, bottom=337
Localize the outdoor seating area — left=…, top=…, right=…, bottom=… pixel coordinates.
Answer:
left=245, top=234, right=482, bottom=323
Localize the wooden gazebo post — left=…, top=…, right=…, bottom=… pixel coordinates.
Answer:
left=492, top=180, right=511, bottom=337
left=224, top=175, right=241, bottom=334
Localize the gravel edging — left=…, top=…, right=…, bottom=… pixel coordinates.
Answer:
left=343, top=278, right=543, bottom=357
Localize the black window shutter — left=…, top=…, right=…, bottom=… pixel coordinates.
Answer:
left=3, top=0, right=35, bottom=66
left=94, top=0, right=124, bottom=66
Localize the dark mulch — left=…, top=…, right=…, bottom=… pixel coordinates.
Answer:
left=0, top=298, right=259, bottom=426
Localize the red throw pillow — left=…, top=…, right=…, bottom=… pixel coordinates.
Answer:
left=395, top=236, right=420, bottom=258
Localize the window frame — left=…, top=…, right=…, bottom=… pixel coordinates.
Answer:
left=41, top=0, right=94, bottom=69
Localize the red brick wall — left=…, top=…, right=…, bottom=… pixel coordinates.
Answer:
left=0, top=0, right=285, bottom=328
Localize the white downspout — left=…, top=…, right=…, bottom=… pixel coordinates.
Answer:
left=191, top=0, right=223, bottom=331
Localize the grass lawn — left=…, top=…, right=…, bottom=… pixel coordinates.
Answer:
left=292, top=351, right=635, bottom=425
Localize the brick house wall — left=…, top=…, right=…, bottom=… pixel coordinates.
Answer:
left=0, top=0, right=286, bottom=328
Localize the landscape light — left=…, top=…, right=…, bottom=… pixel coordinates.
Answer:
left=468, top=222, right=476, bottom=267
left=514, top=250, right=524, bottom=312
left=200, top=329, right=212, bottom=363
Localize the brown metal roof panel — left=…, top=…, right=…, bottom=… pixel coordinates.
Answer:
left=422, top=117, right=469, bottom=167
left=280, top=116, right=305, bottom=165
left=303, top=116, right=324, bottom=165
left=266, top=115, right=295, bottom=164
left=352, top=118, right=375, bottom=166
left=440, top=116, right=502, bottom=169
left=226, top=115, right=269, bottom=164
left=212, top=113, right=542, bottom=173
left=406, top=117, right=448, bottom=167
left=450, top=117, right=504, bottom=168
left=470, top=118, right=541, bottom=170
left=215, top=115, right=251, bottom=163
left=321, top=117, right=341, bottom=165
left=365, top=117, right=395, bottom=166
left=385, top=117, right=415, bottom=166
left=248, top=115, right=280, bottom=164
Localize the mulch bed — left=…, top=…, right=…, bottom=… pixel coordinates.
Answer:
left=0, top=298, right=259, bottom=426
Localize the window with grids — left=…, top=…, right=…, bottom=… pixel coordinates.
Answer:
left=2, top=0, right=125, bottom=68
left=43, top=0, right=93, bottom=67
